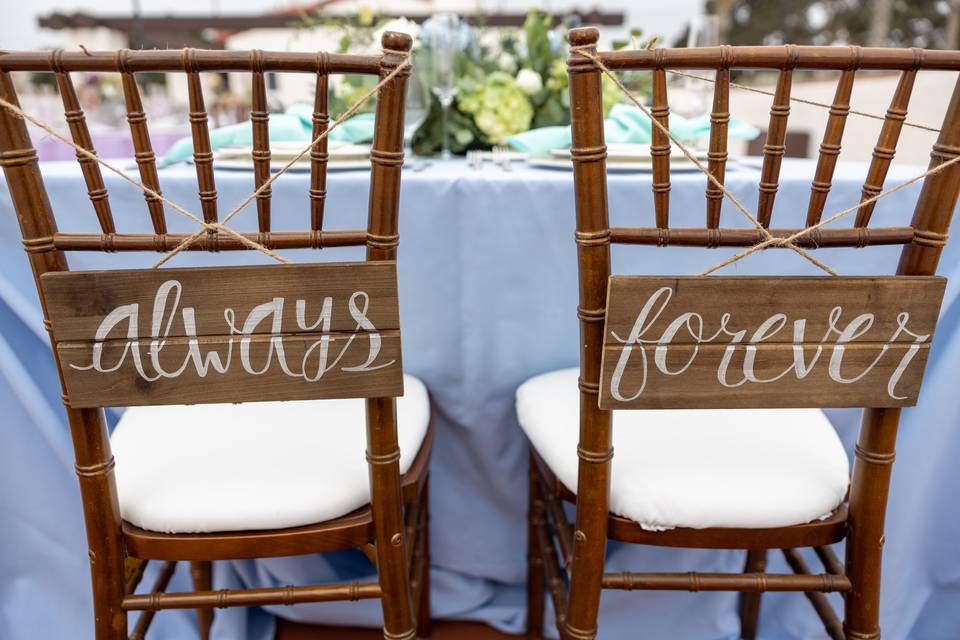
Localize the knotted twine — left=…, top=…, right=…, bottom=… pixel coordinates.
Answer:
left=568, top=44, right=960, bottom=276
left=0, top=47, right=412, bottom=268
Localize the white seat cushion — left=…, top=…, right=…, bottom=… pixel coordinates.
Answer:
left=111, top=374, right=430, bottom=534
left=516, top=368, right=850, bottom=531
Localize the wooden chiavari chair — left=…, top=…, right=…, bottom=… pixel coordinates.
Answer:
left=521, top=27, right=960, bottom=640
left=0, top=33, right=432, bottom=640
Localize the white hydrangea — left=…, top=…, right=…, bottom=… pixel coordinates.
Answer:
left=515, top=68, right=543, bottom=95
left=374, top=17, right=421, bottom=49
left=497, top=52, right=517, bottom=73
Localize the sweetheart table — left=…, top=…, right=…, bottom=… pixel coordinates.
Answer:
left=2, top=157, right=959, bottom=639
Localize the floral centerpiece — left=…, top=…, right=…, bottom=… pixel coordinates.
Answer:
left=412, top=11, right=637, bottom=155
left=297, top=8, right=651, bottom=155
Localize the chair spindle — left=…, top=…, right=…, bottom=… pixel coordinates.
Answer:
left=310, top=72, right=330, bottom=233
left=805, top=68, right=856, bottom=226
left=118, top=55, right=167, bottom=235
left=757, top=66, right=794, bottom=227
left=706, top=65, right=730, bottom=228
left=250, top=52, right=271, bottom=233
left=184, top=50, right=218, bottom=228
left=856, top=69, right=917, bottom=227
left=651, top=68, right=670, bottom=228
left=52, top=58, right=116, bottom=234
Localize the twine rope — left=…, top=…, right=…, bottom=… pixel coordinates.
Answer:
left=0, top=46, right=411, bottom=268
left=699, top=151, right=960, bottom=275
left=569, top=44, right=838, bottom=275
left=667, top=69, right=940, bottom=134
left=570, top=44, right=958, bottom=275
left=0, top=95, right=291, bottom=263
left=154, top=48, right=412, bottom=267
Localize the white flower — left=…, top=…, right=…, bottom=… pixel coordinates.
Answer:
left=497, top=52, right=517, bottom=73
left=374, top=17, right=421, bottom=49
left=515, top=68, right=543, bottom=95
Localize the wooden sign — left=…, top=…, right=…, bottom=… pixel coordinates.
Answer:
left=599, top=276, right=945, bottom=409
left=41, top=262, right=403, bottom=407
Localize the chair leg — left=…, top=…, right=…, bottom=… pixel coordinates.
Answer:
left=416, top=479, right=432, bottom=638
left=526, top=453, right=545, bottom=639
left=72, top=409, right=128, bottom=640
left=366, top=398, right=416, bottom=640
left=562, top=407, right=613, bottom=640
left=739, top=549, right=767, bottom=640
left=844, top=408, right=899, bottom=640
left=190, top=561, right=213, bottom=639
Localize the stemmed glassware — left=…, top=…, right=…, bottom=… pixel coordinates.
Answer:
left=403, top=57, right=430, bottom=168
left=423, top=13, right=461, bottom=160
left=671, top=14, right=721, bottom=119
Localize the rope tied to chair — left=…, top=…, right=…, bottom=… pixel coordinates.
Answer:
left=0, top=45, right=412, bottom=268
left=569, top=43, right=838, bottom=276
left=567, top=43, right=960, bottom=275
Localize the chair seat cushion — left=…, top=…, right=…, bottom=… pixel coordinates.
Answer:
left=111, top=375, right=430, bottom=534
left=516, top=368, right=850, bottom=531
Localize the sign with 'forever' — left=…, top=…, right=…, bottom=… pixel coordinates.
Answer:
left=41, top=262, right=403, bottom=408
left=599, top=276, right=946, bottom=409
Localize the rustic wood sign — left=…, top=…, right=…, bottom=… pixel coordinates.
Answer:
left=41, top=262, right=403, bottom=407
left=599, top=276, right=945, bottom=409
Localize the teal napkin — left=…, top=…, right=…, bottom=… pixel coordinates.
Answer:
left=159, top=108, right=376, bottom=167
left=285, top=107, right=376, bottom=143
left=506, top=104, right=760, bottom=156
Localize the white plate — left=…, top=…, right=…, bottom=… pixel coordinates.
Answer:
left=549, top=143, right=710, bottom=164
left=208, top=158, right=371, bottom=172
left=527, top=156, right=705, bottom=173
left=215, top=142, right=371, bottom=163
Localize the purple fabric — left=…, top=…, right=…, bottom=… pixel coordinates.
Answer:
left=31, top=129, right=187, bottom=161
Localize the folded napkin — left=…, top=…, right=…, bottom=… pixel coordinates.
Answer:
left=159, top=108, right=376, bottom=167
left=506, top=104, right=760, bottom=156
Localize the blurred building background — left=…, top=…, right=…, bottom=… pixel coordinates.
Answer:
left=3, top=0, right=959, bottom=164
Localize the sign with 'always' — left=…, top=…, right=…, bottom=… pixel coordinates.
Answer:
left=41, top=262, right=403, bottom=407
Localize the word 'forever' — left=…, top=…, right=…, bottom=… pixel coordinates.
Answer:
left=609, top=286, right=930, bottom=402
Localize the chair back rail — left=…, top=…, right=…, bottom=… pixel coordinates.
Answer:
left=561, top=27, right=960, bottom=640
left=0, top=34, right=419, bottom=640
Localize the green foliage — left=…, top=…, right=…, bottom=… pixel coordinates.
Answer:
left=524, top=10, right=554, bottom=78
left=329, top=76, right=379, bottom=119
left=298, top=6, right=659, bottom=155
left=458, top=71, right=535, bottom=144
left=412, top=93, right=485, bottom=155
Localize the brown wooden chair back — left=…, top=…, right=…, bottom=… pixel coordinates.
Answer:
left=557, top=26, right=960, bottom=640
left=0, top=33, right=425, bottom=640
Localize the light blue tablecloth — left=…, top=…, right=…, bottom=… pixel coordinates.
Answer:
left=2, top=157, right=959, bottom=640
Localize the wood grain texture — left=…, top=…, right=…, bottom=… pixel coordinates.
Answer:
left=41, top=261, right=399, bottom=340
left=54, top=67, right=116, bottom=234
left=553, top=29, right=960, bottom=640
left=42, top=262, right=403, bottom=407
left=120, top=66, right=167, bottom=235
left=856, top=70, right=917, bottom=226
left=650, top=68, right=670, bottom=228
left=599, top=276, right=945, bottom=409
left=57, top=331, right=403, bottom=407
left=756, top=68, right=793, bottom=227
left=1, top=35, right=423, bottom=640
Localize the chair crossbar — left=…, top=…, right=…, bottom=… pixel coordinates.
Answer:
left=122, top=581, right=382, bottom=612
left=601, top=571, right=851, bottom=593
left=128, top=561, right=177, bottom=640
left=783, top=548, right=846, bottom=640
left=532, top=499, right=570, bottom=621
left=48, top=229, right=369, bottom=252
left=608, top=226, right=915, bottom=248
